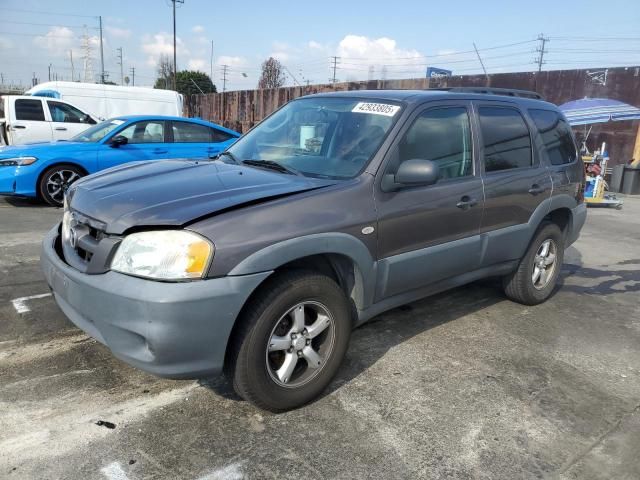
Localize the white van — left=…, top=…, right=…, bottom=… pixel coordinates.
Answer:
left=0, top=95, right=100, bottom=145
left=26, top=81, right=184, bottom=119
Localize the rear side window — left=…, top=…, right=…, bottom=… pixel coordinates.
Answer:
left=529, top=109, right=577, bottom=165
left=15, top=99, right=45, bottom=121
left=172, top=122, right=213, bottom=143
left=479, top=107, right=532, bottom=172
left=394, top=107, right=473, bottom=180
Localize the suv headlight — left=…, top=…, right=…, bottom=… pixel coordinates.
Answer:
left=0, top=156, right=38, bottom=166
left=111, top=230, right=214, bottom=280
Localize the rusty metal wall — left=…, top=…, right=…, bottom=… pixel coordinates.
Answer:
left=186, top=66, right=640, bottom=165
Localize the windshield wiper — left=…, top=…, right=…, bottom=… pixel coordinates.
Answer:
left=242, top=159, right=301, bottom=176
left=211, top=150, right=240, bottom=164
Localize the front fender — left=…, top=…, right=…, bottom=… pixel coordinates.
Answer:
left=228, top=232, right=377, bottom=310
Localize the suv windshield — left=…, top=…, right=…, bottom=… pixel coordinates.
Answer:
left=71, top=119, right=125, bottom=143
left=226, top=97, right=401, bottom=178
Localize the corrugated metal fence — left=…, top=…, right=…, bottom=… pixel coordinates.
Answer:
left=185, top=67, right=640, bottom=165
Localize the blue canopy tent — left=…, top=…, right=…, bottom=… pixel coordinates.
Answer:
left=559, top=98, right=640, bottom=126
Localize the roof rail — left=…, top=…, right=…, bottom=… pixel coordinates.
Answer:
left=435, top=87, right=544, bottom=100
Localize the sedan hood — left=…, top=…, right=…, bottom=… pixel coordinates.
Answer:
left=0, top=141, right=89, bottom=158
left=68, top=159, right=337, bottom=234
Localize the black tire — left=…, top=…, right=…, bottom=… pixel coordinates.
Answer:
left=38, top=164, right=85, bottom=207
left=503, top=222, right=565, bottom=305
left=225, top=270, right=352, bottom=412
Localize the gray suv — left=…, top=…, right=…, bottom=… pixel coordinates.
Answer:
left=41, top=89, right=586, bottom=411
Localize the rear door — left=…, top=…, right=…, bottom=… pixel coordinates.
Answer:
left=374, top=101, right=484, bottom=300
left=169, top=120, right=236, bottom=158
left=46, top=100, right=95, bottom=141
left=97, top=120, right=169, bottom=170
left=8, top=98, right=52, bottom=144
left=528, top=108, right=582, bottom=199
left=473, top=101, right=552, bottom=266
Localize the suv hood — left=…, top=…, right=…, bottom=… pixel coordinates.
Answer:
left=68, top=159, right=338, bottom=234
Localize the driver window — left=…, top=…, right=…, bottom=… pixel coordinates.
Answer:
left=392, top=107, right=473, bottom=180
left=47, top=101, right=87, bottom=124
left=118, top=121, right=165, bottom=144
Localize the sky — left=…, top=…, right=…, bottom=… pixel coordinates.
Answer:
left=0, top=0, right=639, bottom=91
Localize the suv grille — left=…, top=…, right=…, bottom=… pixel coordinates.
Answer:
left=61, top=209, right=120, bottom=274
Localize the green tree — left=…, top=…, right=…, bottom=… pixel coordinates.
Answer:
left=155, top=70, right=217, bottom=95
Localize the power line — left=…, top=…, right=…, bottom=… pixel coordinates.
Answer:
left=0, top=20, right=98, bottom=29
left=473, top=42, right=489, bottom=85
left=2, top=7, right=97, bottom=18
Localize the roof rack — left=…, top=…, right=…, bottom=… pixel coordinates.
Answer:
left=435, top=87, right=544, bottom=100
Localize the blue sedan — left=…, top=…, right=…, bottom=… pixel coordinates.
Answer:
left=0, top=115, right=240, bottom=206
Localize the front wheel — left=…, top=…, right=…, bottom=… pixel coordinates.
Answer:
left=226, top=270, right=352, bottom=412
left=503, top=222, right=564, bottom=305
left=39, top=165, right=85, bottom=207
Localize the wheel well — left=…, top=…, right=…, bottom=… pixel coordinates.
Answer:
left=35, top=162, right=89, bottom=199
left=545, top=208, right=572, bottom=239
left=223, top=253, right=361, bottom=374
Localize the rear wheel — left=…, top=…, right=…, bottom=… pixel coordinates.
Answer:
left=503, top=222, right=564, bottom=305
left=226, top=270, right=351, bottom=412
left=39, top=165, right=84, bottom=207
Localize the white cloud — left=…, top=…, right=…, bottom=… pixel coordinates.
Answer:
left=192, top=25, right=205, bottom=34
left=33, top=26, right=75, bottom=54
left=0, top=36, right=13, bottom=50
left=216, top=55, right=248, bottom=69
left=308, top=40, right=324, bottom=50
left=141, top=32, right=189, bottom=67
left=106, top=26, right=131, bottom=39
left=269, top=51, right=290, bottom=62
left=188, top=58, right=206, bottom=71
left=336, top=35, right=425, bottom=80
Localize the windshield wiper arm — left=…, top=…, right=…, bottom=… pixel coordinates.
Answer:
left=211, top=150, right=240, bottom=164
left=241, top=159, right=301, bottom=176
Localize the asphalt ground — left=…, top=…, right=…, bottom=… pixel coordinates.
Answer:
left=0, top=194, right=639, bottom=480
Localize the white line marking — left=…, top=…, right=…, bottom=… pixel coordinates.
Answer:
left=11, top=293, right=52, bottom=313
left=197, top=462, right=245, bottom=480
left=101, top=462, right=130, bottom=480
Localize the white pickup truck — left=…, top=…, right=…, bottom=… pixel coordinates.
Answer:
left=0, top=95, right=99, bottom=145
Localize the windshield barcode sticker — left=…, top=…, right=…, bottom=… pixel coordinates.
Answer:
left=352, top=102, right=400, bottom=117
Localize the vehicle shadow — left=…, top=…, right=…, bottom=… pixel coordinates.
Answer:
left=201, top=249, right=639, bottom=410
left=1, top=196, right=51, bottom=208
left=200, top=279, right=508, bottom=405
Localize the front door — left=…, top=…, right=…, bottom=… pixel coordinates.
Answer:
left=8, top=98, right=52, bottom=145
left=46, top=100, right=94, bottom=141
left=374, top=102, right=484, bottom=301
left=98, top=120, right=169, bottom=170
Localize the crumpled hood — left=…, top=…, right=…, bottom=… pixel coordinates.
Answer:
left=68, top=159, right=337, bottom=234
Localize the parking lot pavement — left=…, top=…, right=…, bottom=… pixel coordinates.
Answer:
left=0, top=195, right=639, bottom=480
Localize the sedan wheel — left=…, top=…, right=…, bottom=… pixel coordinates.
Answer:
left=39, top=165, right=84, bottom=207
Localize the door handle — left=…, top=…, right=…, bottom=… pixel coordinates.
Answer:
left=11, top=125, right=26, bottom=129
left=152, top=149, right=168, bottom=154
left=55, top=127, right=67, bottom=131
left=456, top=195, right=478, bottom=210
left=528, top=184, right=545, bottom=195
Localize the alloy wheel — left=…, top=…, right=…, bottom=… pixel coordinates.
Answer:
left=265, top=301, right=335, bottom=387
left=532, top=239, right=557, bottom=290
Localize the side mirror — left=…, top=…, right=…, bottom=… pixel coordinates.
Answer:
left=382, top=159, right=439, bottom=191
left=110, top=135, right=128, bottom=148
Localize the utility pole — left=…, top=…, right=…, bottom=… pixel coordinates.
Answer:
left=130, top=66, right=135, bottom=86
left=171, top=0, right=185, bottom=91
left=116, top=47, right=124, bottom=85
left=48, top=63, right=52, bottom=82
left=98, top=16, right=105, bottom=83
left=473, top=42, right=489, bottom=86
left=210, top=40, right=214, bottom=81
left=534, top=33, right=548, bottom=91
left=330, top=56, right=340, bottom=84
left=69, top=50, right=75, bottom=81
left=220, top=64, right=229, bottom=92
